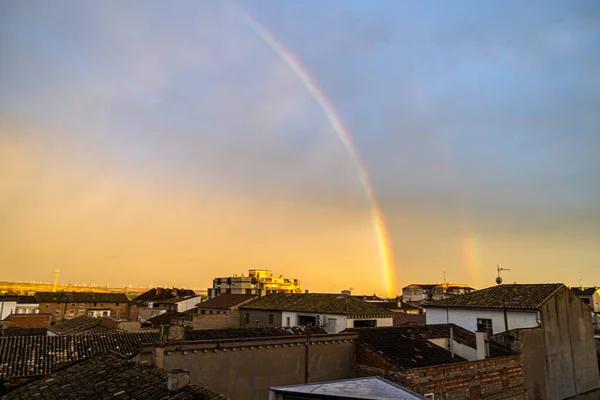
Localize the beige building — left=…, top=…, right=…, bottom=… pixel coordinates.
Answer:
left=208, top=269, right=301, bottom=299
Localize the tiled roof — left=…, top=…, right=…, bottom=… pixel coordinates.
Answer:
left=3, top=352, right=226, bottom=399
left=2, top=314, right=51, bottom=329
left=392, top=314, right=426, bottom=327
left=348, top=325, right=514, bottom=370
left=424, top=284, right=565, bottom=310
left=572, top=287, right=599, bottom=296
left=370, top=301, right=421, bottom=312
left=1, top=328, right=47, bottom=337
left=0, top=331, right=158, bottom=379
left=34, top=291, right=129, bottom=303
left=183, top=326, right=326, bottom=341
left=352, top=295, right=384, bottom=301
left=198, top=294, right=257, bottom=310
left=133, top=288, right=197, bottom=303
left=147, top=312, right=190, bottom=325
left=153, top=295, right=201, bottom=304
left=48, top=315, right=98, bottom=335
left=16, top=296, right=37, bottom=304
left=240, top=293, right=395, bottom=318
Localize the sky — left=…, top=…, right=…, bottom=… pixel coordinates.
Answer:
left=1, top=0, right=599, bottom=297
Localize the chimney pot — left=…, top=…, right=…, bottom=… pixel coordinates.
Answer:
left=167, top=369, right=190, bottom=392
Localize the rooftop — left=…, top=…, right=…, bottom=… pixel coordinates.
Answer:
left=197, top=293, right=257, bottom=309
left=572, top=287, right=600, bottom=296
left=270, top=376, right=426, bottom=399
left=184, top=326, right=326, bottom=341
left=34, top=291, right=129, bottom=303
left=3, top=352, right=226, bottom=399
left=0, top=331, right=159, bottom=379
left=424, top=283, right=565, bottom=310
left=2, top=314, right=51, bottom=329
left=240, top=293, right=395, bottom=318
left=133, top=288, right=197, bottom=303
left=48, top=315, right=98, bottom=335
left=347, top=325, right=514, bottom=370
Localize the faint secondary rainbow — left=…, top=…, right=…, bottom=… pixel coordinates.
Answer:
left=234, top=7, right=397, bottom=297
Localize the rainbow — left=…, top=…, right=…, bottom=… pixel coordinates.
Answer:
left=234, top=7, right=397, bottom=297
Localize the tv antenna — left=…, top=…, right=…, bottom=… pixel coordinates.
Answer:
left=496, top=265, right=510, bottom=285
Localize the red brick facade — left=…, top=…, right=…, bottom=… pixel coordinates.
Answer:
left=356, top=343, right=526, bottom=400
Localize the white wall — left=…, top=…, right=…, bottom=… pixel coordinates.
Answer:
left=281, top=311, right=349, bottom=333
left=426, top=307, right=539, bottom=334
left=176, top=297, right=201, bottom=313
left=0, top=301, right=17, bottom=319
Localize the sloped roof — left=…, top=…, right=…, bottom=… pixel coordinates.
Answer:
left=347, top=325, right=514, bottom=370
left=572, top=287, right=599, bottom=296
left=184, top=326, right=326, bottom=341
left=34, top=292, right=129, bottom=303
left=1, top=328, right=48, bottom=337
left=423, top=284, right=565, bottom=310
left=0, top=331, right=158, bottom=379
left=240, top=293, right=395, bottom=318
left=132, top=288, right=197, bottom=303
left=3, top=314, right=51, bottom=329
left=147, top=312, right=189, bottom=325
left=48, top=315, right=98, bottom=335
left=270, top=376, right=426, bottom=399
left=3, top=352, right=226, bottom=399
left=198, top=294, right=257, bottom=309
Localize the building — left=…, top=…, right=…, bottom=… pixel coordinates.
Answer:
left=239, top=293, right=394, bottom=333
left=424, top=283, right=600, bottom=400
left=351, top=325, right=524, bottom=399
left=135, top=326, right=357, bottom=400
left=34, top=292, right=129, bottom=322
left=2, top=352, right=225, bottom=399
left=269, top=376, right=427, bottom=400
left=572, top=286, right=600, bottom=313
left=130, top=287, right=197, bottom=323
left=208, top=269, right=301, bottom=299
left=402, top=283, right=475, bottom=304
left=0, top=314, right=51, bottom=337
left=192, top=293, right=257, bottom=330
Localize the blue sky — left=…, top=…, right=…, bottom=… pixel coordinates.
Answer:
left=1, top=0, right=599, bottom=294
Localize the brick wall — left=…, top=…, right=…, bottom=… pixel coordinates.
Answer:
left=356, top=343, right=525, bottom=400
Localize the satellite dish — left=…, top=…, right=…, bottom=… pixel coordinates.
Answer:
left=496, top=276, right=503, bottom=285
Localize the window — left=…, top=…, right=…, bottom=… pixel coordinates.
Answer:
left=477, top=318, right=493, bottom=335
left=102, top=311, right=108, bottom=316
left=582, top=298, right=591, bottom=304
left=116, top=302, right=119, bottom=306
left=209, top=310, right=213, bottom=314
left=286, top=317, right=290, bottom=327
left=353, top=319, right=377, bottom=328
left=245, top=313, right=250, bottom=325
left=298, top=315, right=317, bottom=326
left=201, top=310, right=206, bottom=314
left=69, top=310, right=75, bottom=315
left=255, top=320, right=260, bottom=327
left=268, top=314, right=274, bottom=324
left=246, top=289, right=252, bottom=295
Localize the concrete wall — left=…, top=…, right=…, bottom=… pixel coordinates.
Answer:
left=241, top=309, right=284, bottom=328
left=539, top=286, right=600, bottom=400
left=0, top=301, right=17, bottom=320
left=138, top=333, right=357, bottom=400
left=426, top=307, right=539, bottom=334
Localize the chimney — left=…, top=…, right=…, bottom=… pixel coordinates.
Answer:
left=476, top=331, right=488, bottom=360
left=305, top=290, right=309, bottom=294
left=167, top=369, right=190, bottom=392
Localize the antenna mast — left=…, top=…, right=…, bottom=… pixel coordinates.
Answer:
left=496, top=265, right=510, bottom=285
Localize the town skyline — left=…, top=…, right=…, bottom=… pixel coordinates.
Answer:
left=2, top=1, right=599, bottom=297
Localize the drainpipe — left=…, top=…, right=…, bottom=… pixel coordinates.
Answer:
left=305, top=332, right=311, bottom=383
left=503, top=300, right=509, bottom=332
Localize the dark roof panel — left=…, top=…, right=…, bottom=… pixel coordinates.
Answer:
left=48, top=315, right=98, bottom=335
left=184, top=326, right=326, bottom=341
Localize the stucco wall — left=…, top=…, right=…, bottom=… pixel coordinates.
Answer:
left=141, top=334, right=356, bottom=400
left=540, top=286, right=600, bottom=400
left=426, top=307, right=539, bottom=334
left=192, top=310, right=242, bottom=329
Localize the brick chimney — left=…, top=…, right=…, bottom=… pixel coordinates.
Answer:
left=167, top=369, right=190, bottom=392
